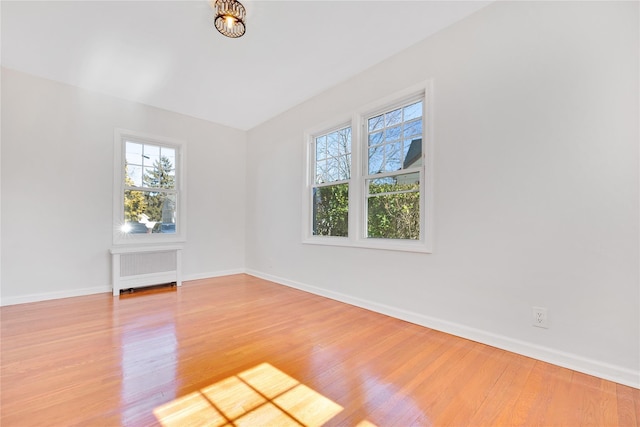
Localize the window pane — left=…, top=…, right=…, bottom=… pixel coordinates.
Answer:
left=126, top=165, right=142, bottom=187
left=124, top=190, right=146, bottom=222
left=161, top=147, right=176, bottom=170
left=367, top=173, right=420, bottom=240
left=385, top=108, right=402, bottom=127
left=316, top=160, right=327, bottom=184
left=385, top=142, right=402, bottom=172
left=367, top=99, right=424, bottom=178
left=368, top=115, right=384, bottom=132
left=122, top=192, right=176, bottom=234
left=125, top=142, right=143, bottom=166
left=313, top=183, right=348, bottom=237
left=385, top=125, right=401, bottom=142
left=403, top=138, right=422, bottom=169
left=314, top=127, right=351, bottom=183
left=316, top=136, right=327, bottom=161
left=404, top=119, right=422, bottom=138
left=317, top=157, right=349, bottom=184
left=403, top=141, right=411, bottom=162
left=338, top=128, right=351, bottom=155
left=327, top=132, right=340, bottom=157
left=143, top=160, right=176, bottom=190
left=326, top=158, right=340, bottom=182
left=369, top=131, right=383, bottom=146
left=403, top=101, right=423, bottom=121
left=143, top=145, right=160, bottom=168
left=144, top=192, right=176, bottom=233
left=368, top=146, right=384, bottom=174
left=368, top=192, right=420, bottom=239
left=143, top=166, right=155, bottom=187
left=337, top=154, right=351, bottom=181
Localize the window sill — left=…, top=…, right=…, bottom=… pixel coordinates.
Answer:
left=302, top=236, right=432, bottom=254
left=112, top=233, right=186, bottom=248
left=110, top=242, right=185, bottom=255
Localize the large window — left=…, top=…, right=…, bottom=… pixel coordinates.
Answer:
left=113, top=129, right=186, bottom=244
left=303, top=82, right=432, bottom=253
left=366, top=99, right=422, bottom=240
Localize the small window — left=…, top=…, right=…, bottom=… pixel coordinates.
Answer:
left=311, top=126, right=351, bottom=237
left=113, top=129, right=186, bottom=244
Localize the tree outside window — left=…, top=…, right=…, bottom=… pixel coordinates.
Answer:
left=122, top=141, right=177, bottom=234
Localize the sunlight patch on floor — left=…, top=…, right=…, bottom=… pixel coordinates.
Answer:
left=153, top=390, right=228, bottom=426
left=154, top=362, right=375, bottom=426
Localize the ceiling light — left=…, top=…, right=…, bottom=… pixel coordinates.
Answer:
left=212, top=0, right=246, bottom=38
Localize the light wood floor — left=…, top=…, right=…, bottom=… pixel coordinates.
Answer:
left=1, top=274, right=638, bottom=426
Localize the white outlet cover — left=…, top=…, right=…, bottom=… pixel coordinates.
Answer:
left=532, top=306, right=549, bottom=328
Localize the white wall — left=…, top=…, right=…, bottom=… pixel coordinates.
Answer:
left=1, top=68, right=246, bottom=304
left=246, top=1, right=639, bottom=386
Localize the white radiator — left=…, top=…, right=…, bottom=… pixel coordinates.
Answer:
left=110, top=245, right=183, bottom=295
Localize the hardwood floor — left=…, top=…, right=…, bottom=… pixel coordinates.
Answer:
left=1, top=274, right=638, bottom=426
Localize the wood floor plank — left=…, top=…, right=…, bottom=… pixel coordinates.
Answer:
left=468, top=353, right=537, bottom=425
left=571, top=372, right=619, bottom=427
left=432, top=344, right=511, bottom=425
left=520, top=361, right=574, bottom=426
left=617, top=383, right=639, bottom=426
left=1, top=274, right=638, bottom=427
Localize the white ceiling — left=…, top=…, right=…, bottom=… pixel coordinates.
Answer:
left=1, top=1, right=491, bottom=130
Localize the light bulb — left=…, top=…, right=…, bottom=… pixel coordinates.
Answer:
left=225, top=15, right=235, bottom=29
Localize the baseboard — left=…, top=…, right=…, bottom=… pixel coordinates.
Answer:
left=0, top=268, right=247, bottom=307
left=1, top=285, right=111, bottom=306
left=183, top=268, right=245, bottom=282
left=246, top=269, right=640, bottom=389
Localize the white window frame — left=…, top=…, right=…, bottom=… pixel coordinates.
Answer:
left=113, top=128, right=187, bottom=246
left=306, top=122, right=352, bottom=239
left=302, top=81, right=433, bottom=253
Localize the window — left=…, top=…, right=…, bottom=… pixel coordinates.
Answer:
left=366, top=99, right=422, bottom=240
left=303, top=82, right=432, bottom=253
left=312, top=126, right=351, bottom=237
left=113, top=129, right=186, bottom=244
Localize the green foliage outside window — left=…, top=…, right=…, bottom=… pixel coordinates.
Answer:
left=312, top=181, right=420, bottom=240
left=124, top=167, right=146, bottom=222
left=142, top=156, right=175, bottom=225
left=313, top=184, right=349, bottom=237
left=367, top=182, right=420, bottom=240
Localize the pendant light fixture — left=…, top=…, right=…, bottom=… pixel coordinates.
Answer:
left=213, top=0, right=246, bottom=38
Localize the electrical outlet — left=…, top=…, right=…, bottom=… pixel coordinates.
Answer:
left=532, top=307, right=548, bottom=328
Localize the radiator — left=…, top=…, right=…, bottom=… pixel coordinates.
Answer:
left=110, top=245, right=183, bottom=295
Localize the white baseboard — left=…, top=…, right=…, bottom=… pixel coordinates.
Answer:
left=183, top=268, right=245, bottom=282
left=246, top=269, right=640, bottom=389
left=1, top=285, right=111, bottom=306
left=0, top=268, right=246, bottom=307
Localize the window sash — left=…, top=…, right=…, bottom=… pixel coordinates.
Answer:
left=310, top=125, right=352, bottom=237
left=124, top=186, right=178, bottom=194
left=363, top=97, right=424, bottom=242
left=312, top=125, right=352, bottom=186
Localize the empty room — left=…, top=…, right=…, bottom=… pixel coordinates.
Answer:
left=1, top=0, right=638, bottom=426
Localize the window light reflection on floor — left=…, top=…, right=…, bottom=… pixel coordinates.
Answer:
left=153, top=362, right=376, bottom=427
